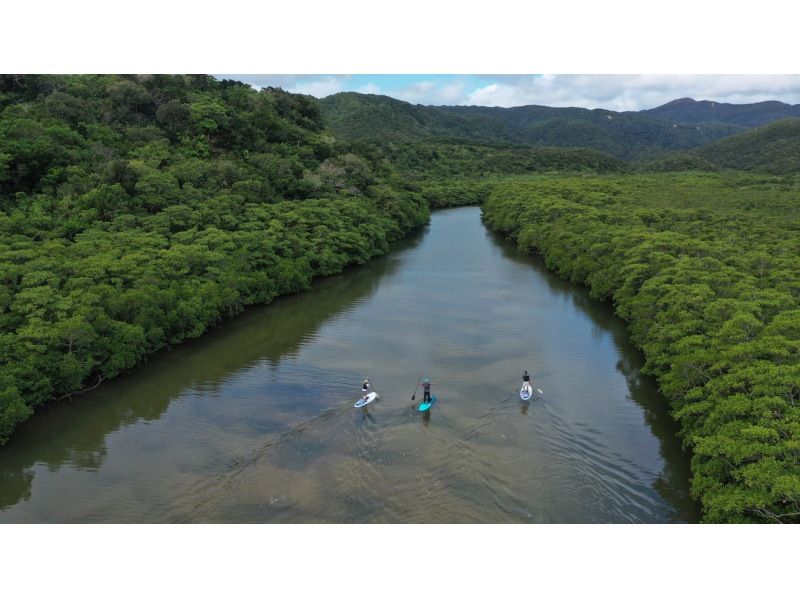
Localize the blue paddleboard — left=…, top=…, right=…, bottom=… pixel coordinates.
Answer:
left=418, top=394, right=437, bottom=412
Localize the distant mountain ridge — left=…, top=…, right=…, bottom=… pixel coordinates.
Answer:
left=642, top=97, right=800, bottom=127
left=320, top=92, right=745, bottom=160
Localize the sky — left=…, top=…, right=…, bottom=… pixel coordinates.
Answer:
left=219, top=74, right=800, bottom=111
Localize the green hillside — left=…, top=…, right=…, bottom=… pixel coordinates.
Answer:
left=445, top=104, right=744, bottom=160
left=644, top=97, right=800, bottom=127
left=693, top=118, right=800, bottom=174
left=641, top=118, right=800, bottom=174
left=318, top=92, right=509, bottom=143
left=320, top=92, right=745, bottom=160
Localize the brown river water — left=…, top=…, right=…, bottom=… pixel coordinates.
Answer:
left=0, top=206, right=699, bottom=522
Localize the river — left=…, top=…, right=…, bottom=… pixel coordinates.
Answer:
left=0, top=206, right=699, bottom=523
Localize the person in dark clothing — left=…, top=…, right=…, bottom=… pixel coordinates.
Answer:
left=361, top=378, right=371, bottom=398
left=522, top=371, right=532, bottom=395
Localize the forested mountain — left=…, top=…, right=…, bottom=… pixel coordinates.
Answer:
left=439, top=104, right=743, bottom=160
left=320, top=92, right=744, bottom=160
left=318, top=92, right=511, bottom=143
left=0, top=75, right=428, bottom=443
left=692, top=118, right=800, bottom=173
left=643, top=97, right=800, bottom=127
left=640, top=118, right=800, bottom=174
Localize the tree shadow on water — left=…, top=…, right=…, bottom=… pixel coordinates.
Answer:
left=489, top=229, right=701, bottom=522
left=0, top=230, right=425, bottom=513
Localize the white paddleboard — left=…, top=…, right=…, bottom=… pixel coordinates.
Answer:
left=354, top=391, right=378, bottom=408
left=520, top=385, right=532, bottom=401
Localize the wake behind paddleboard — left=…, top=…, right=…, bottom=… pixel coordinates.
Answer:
left=418, top=394, right=437, bottom=412
left=354, top=391, right=378, bottom=408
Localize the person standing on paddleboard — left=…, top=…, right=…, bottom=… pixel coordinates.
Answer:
left=361, top=378, right=371, bottom=398
left=522, top=371, right=532, bottom=394
left=419, top=378, right=436, bottom=403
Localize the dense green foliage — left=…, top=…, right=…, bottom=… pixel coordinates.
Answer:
left=644, top=97, right=800, bottom=127
left=347, top=141, right=628, bottom=209
left=692, top=119, right=800, bottom=174
left=318, top=92, right=509, bottom=144
left=360, top=141, right=627, bottom=179
left=482, top=173, right=800, bottom=522
left=0, top=75, right=428, bottom=443
left=636, top=151, right=720, bottom=173
left=4, top=75, right=799, bottom=523
left=320, top=92, right=745, bottom=160
left=641, top=118, right=800, bottom=175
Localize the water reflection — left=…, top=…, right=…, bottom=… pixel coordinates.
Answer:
left=0, top=209, right=698, bottom=522
left=488, top=222, right=699, bottom=522
left=0, top=230, right=423, bottom=511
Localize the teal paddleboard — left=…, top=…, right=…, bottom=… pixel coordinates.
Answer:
left=418, top=394, right=437, bottom=412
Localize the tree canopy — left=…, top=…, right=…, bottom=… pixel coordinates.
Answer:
left=0, top=75, right=428, bottom=443
left=483, top=172, right=800, bottom=522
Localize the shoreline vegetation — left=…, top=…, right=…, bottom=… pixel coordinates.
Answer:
left=482, top=173, right=800, bottom=523
left=0, top=75, right=428, bottom=444
left=2, top=76, right=799, bottom=523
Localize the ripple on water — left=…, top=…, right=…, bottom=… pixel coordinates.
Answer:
left=0, top=207, right=697, bottom=523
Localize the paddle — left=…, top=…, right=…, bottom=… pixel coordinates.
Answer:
left=411, top=374, right=422, bottom=401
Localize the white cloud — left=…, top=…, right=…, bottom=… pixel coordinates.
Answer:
left=356, top=83, right=381, bottom=95
left=288, top=76, right=347, bottom=97
left=219, top=74, right=800, bottom=110
left=437, top=80, right=468, bottom=104
left=215, top=75, right=353, bottom=97
left=394, top=81, right=438, bottom=104
left=391, top=79, right=471, bottom=105
left=217, top=74, right=331, bottom=91
left=463, top=75, right=800, bottom=110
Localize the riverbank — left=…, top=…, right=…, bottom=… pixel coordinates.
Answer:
left=482, top=172, right=800, bottom=523
left=0, top=207, right=697, bottom=522
left=0, top=195, right=429, bottom=445
left=0, top=75, right=432, bottom=445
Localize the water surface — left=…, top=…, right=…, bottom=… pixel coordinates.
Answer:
left=0, top=207, right=699, bottom=522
